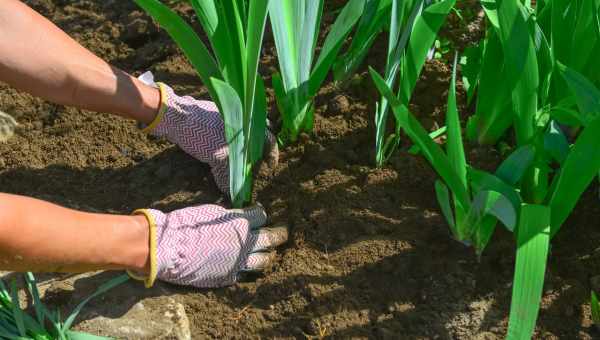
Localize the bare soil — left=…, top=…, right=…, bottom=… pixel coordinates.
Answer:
left=1, top=1, right=599, bottom=339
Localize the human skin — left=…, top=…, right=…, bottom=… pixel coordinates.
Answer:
left=0, top=0, right=160, bottom=124
left=0, top=1, right=280, bottom=279
left=0, top=193, right=150, bottom=274
left=0, top=0, right=159, bottom=274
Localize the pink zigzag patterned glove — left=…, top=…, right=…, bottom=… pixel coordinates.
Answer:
left=142, top=83, right=278, bottom=195
left=130, top=205, right=288, bottom=288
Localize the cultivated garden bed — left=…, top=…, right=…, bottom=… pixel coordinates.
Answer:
left=0, top=0, right=598, bottom=338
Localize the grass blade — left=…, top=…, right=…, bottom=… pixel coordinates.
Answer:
left=469, top=190, right=517, bottom=233
left=435, top=180, right=456, bottom=233
left=543, top=121, right=569, bottom=164
left=446, top=54, right=466, bottom=191
left=190, top=0, right=244, bottom=96
left=460, top=42, right=484, bottom=105
left=548, top=117, right=600, bottom=237
left=309, top=0, right=364, bottom=96
left=556, top=62, right=600, bottom=123
left=132, top=0, right=221, bottom=101
left=592, top=291, right=600, bottom=327
left=333, top=0, right=392, bottom=83
left=445, top=54, right=469, bottom=229
left=24, top=274, right=43, bottom=328
left=370, top=67, right=470, bottom=209
left=212, top=78, right=247, bottom=207
left=243, top=0, right=269, bottom=159
left=62, top=275, right=129, bottom=332
left=467, top=29, right=514, bottom=144
left=66, top=330, right=113, bottom=340
left=398, top=0, right=456, bottom=105
left=374, top=0, right=423, bottom=165
left=248, top=77, right=267, bottom=164
left=495, top=145, right=536, bottom=186
left=270, top=0, right=362, bottom=142
left=507, top=204, right=550, bottom=340
left=468, top=168, right=522, bottom=214
left=9, top=281, right=25, bottom=337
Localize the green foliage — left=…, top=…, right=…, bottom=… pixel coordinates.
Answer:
left=370, top=56, right=523, bottom=254
left=269, top=0, right=364, bottom=144
left=133, top=0, right=270, bottom=207
left=547, top=65, right=600, bottom=238
left=128, top=1, right=600, bottom=338
left=507, top=204, right=550, bottom=340
left=332, top=0, right=392, bottom=84
left=592, top=291, right=600, bottom=327
left=371, top=1, right=600, bottom=337
left=0, top=273, right=128, bottom=340
left=373, top=0, right=456, bottom=167
left=464, top=0, right=600, bottom=146
left=432, top=37, right=452, bottom=60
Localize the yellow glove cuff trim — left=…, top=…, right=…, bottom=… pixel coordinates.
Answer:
left=127, top=209, right=159, bottom=288
left=141, top=82, right=169, bottom=134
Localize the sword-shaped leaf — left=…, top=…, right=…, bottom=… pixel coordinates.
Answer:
left=507, top=204, right=550, bottom=340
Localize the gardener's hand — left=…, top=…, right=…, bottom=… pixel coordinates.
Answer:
left=130, top=204, right=287, bottom=288
left=141, top=83, right=279, bottom=194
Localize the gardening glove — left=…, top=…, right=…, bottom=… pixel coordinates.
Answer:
left=129, top=204, right=288, bottom=288
left=140, top=81, right=279, bottom=195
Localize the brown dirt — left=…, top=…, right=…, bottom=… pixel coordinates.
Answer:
left=1, top=1, right=599, bottom=339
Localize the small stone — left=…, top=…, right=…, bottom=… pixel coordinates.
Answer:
left=122, top=12, right=158, bottom=43
left=376, top=314, right=390, bottom=323
left=396, top=303, right=415, bottom=313
left=168, top=302, right=191, bottom=340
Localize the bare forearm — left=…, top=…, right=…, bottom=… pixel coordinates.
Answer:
left=0, top=193, right=149, bottom=273
left=0, top=0, right=159, bottom=124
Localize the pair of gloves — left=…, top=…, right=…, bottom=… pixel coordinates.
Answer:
left=130, top=83, right=286, bottom=289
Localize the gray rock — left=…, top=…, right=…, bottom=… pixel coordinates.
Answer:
left=78, top=298, right=191, bottom=340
